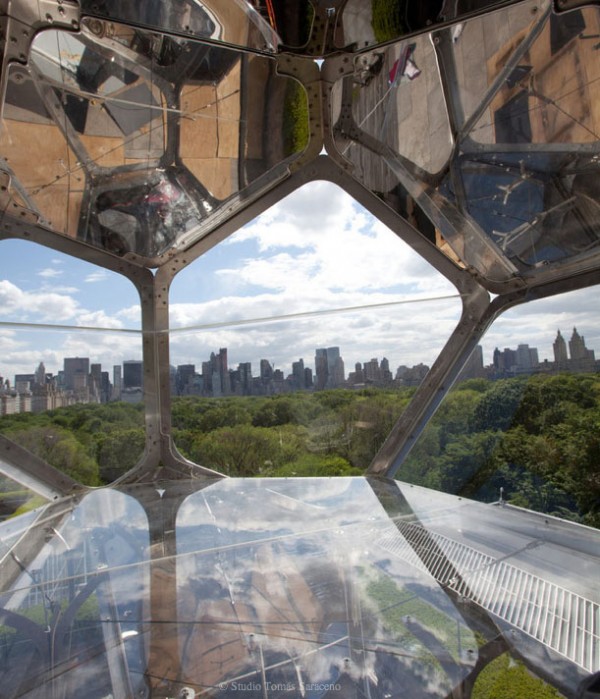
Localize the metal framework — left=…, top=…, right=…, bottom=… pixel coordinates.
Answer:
left=0, top=4, right=600, bottom=694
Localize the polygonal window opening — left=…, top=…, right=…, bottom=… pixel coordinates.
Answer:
left=169, top=182, right=463, bottom=477
left=0, top=240, right=145, bottom=495
left=398, top=285, right=600, bottom=526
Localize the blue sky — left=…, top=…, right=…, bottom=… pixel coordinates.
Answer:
left=0, top=182, right=598, bottom=382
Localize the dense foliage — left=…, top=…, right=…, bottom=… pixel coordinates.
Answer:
left=1, top=372, right=599, bottom=526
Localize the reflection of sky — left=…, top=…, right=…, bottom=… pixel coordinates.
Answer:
left=174, top=477, right=476, bottom=695
left=0, top=477, right=481, bottom=697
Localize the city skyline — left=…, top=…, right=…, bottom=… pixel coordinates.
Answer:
left=1, top=183, right=599, bottom=380
left=3, top=325, right=597, bottom=396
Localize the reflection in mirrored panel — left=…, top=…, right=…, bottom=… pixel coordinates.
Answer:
left=346, top=37, right=452, bottom=174
left=1, top=21, right=309, bottom=260
left=176, top=478, right=478, bottom=696
left=333, top=3, right=600, bottom=279
left=334, top=0, right=537, bottom=50
left=79, top=0, right=281, bottom=53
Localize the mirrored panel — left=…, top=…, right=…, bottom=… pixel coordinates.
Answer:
left=79, top=0, right=281, bottom=53
left=332, top=3, right=600, bottom=280
left=1, top=22, right=309, bottom=261
left=334, top=0, right=540, bottom=50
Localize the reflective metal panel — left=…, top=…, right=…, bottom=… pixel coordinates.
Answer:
left=331, top=3, right=600, bottom=281
left=79, top=0, right=281, bottom=53
left=1, top=21, right=309, bottom=261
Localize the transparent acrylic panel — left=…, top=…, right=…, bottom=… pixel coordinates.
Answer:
left=396, top=286, right=600, bottom=527
left=169, top=183, right=462, bottom=476
left=1, top=479, right=596, bottom=695
left=0, top=488, right=150, bottom=698
left=0, top=241, right=145, bottom=485
left=176, top=476, right=479, bottom=696
left=2, top=22, right=309, bottom=261
left=0, top=473, right=41, bottom=520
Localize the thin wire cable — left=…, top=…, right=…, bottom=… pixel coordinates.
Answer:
left=0, top=293, right=463, bottom=335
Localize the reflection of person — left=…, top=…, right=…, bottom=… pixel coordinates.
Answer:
left=95, top=175, right=187, bottom=256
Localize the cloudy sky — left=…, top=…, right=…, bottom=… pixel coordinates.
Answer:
left=0, top=181, right=598, bottom=383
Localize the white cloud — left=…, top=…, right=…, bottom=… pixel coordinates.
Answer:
left=0, top=279, right=80, bottom=322
left=218, top=183, right=453, bottom=298
left=84, top=270, right=110, bottom=283
left=38, top=267, right=63, bottom=278
left=75, top=310, right=126, bottom=329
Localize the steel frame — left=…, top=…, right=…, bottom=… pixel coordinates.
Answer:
left=0, top=0, right=597, bottom=490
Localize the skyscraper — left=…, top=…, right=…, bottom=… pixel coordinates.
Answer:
left=63, top=357, right=90, bottom=391
left=553, top=331, right=568, bottom=369
left=123, top=360, right=143, bottom=389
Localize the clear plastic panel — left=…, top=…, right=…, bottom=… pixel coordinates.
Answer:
left=0, top=488, right=150, bottom=698
left=397, top=286, right=600, bottom=527
left=0, top=241, right=144, bottom=485
left=169, top=183, right=462, bottom=475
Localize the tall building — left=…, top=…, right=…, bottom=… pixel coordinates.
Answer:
left=63, top=357, right=89, bottom=391
left=292, top=359, right=305, bottom=389
left=314, top=349, right=328, bottom=390
left=260, top=359, right=273, bottom=381
left=238, top=362, right=252, bottom=395
left=34, top=362, right=46, bottom=386
left=217, top=348, right=229, bottom=394
left=553, top=330, right=568, bottom=369
left=112, top=365, right=122, bottom=400
left=176, top=364, right=196, bottom=395
left=123, top=360, right=143, bottom=389
left=314, top=347, right=345, bottom=389
left=568, top=328, right=595, bottom=371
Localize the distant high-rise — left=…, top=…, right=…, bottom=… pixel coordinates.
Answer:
left=292, top=359, right=305, bottom=389
left=568, top=327, right=595, bottom=371
left=260, top=359, right=273, bottom=381
left=35, top=362, right=46, bottom=386
left=553, top=330, right=568, bottom=369
left=314, top=349, right=328, bottom=390
left=123, top=360, right=143, bottom=389
left=63, top=357, right=89, bottom=391
left=315, top=347, right=345, bottom=389
left=176, top=364, right=196, bottom=395
left=112, top=365, right=122, bottom=400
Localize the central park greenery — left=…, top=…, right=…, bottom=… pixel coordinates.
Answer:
left=1, top=372, right=599, bottom=527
